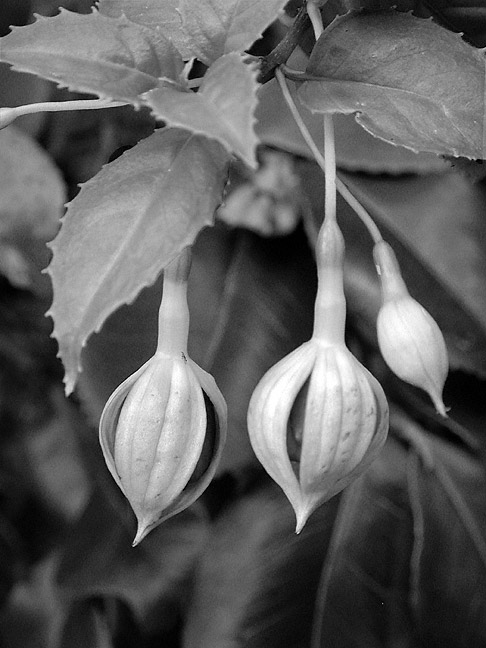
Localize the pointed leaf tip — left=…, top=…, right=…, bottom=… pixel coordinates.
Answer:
left=145, top=53, right=260, bottom=168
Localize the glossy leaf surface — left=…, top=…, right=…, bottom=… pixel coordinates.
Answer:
left=299, top=11, right=486, bottom=159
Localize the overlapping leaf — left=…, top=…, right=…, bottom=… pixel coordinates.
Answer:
left=145, top=53, right=260, bottom=168
left=0, top=8, right=183, bottom=104
left=98, top=0, right=194, bottom=60
left=256, top=78, right=447, bottom=174
left=298, top=10, right=486, bottom=159
left=178, top=0, right=288, bottom=64
left=47, top=128, right=229, bottom=394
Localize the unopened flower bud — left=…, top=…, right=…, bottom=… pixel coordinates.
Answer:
left=99, top=249, right=227, bottom=545
left=374, top=240, right=449, bottom=417
left=248, top=219, right=389, bottom=532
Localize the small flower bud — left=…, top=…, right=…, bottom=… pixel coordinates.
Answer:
left=374, top=240, right=449, bottom=417
left=99, top=250, right=227, bottom=545
left=248, top=219, right=389, bottom=532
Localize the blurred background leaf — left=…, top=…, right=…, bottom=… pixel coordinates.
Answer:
left=183, top=479, right=340, bottom=648
left=0, top=125, right=65, bottom=292
left=311, top=410, right=486, bottom=648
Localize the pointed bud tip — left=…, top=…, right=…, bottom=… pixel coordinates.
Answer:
left=294, top=502, right=314, bottom=534
left=132, top=519, right=152, bottom=547
left=430, top=391, right=449, bottom=419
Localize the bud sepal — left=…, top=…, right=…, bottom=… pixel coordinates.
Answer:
left=374, top=240, right=449, bottom=417
left=99, top=250, right=227, bottom=544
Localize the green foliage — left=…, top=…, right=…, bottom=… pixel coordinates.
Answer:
left=299, top=11, right=486, bottom=158
left=0, top=9, right=184, bottom=104
left=47, top=128, right=228, bottom=394
left=1, top=2, right=486, bottom=646
left=145, top=53, right=260, bottom=168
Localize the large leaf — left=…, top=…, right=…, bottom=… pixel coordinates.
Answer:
left=0, top=9, right=183, bottom=105
left=298, top=10, right=486, bottom=159
left=183, top=480, right=340, bottom=648
left=77, top=223, right=317, bottom=474
left=311, top=413, right=486, bottom=647
left=98, top=0, right=194, bottom=60
left=178, top=0, right=288, bottom=64
left=256, top=78, right=448, bottom=174
left=47, top=128, right=229, bottom=394
left=145, top=53, right=259, bottom=168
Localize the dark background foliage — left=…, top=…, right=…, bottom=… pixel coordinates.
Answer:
left=1, top=1, right=486, bottom=647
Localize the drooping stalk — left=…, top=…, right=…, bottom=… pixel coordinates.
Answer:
left=274, top=67, right=383, bottom=244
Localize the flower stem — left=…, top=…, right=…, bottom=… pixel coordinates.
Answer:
left=323, top=114, right=336, bottom=224
left=306, top=0, right=324, bottom=40
left=258, top=3, right=310, bottom=84
left=275, top=67, right=383, bottom=244
left=157, top=248, right=192, bottom=355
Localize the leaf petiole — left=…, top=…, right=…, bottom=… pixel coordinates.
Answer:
left=0, top=98, right=127, bottom=130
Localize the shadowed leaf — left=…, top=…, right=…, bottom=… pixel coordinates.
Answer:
left=183, top=480, right=340, bottom=648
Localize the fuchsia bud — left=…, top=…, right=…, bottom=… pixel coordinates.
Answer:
left=99, top=249, right=226, bottom=545
left=374, top=240, right=449, bottom=417
left=247, top=218, right=389, bottom=532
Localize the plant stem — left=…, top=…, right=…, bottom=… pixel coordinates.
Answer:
left=274, top=67, right=383, bottom=244
left=258, top=3, right=310, bottom=84
left=306, top=0, right=324, bottom=40
left=0, top=98, right=127, bottom=129
left=323, top=114, right=336, bottom=223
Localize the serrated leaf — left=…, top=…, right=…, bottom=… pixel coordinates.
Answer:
left=47, top=128, right=229, bottom=394
left=145, top=53, right=259, bottom=168
left=0, top=8, right=183, bottom=105
left=298, top=10, right=486, bottom=159
left=179, top=0, right=288, bottom=64
left=98, top=0, right=194, bottom=60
